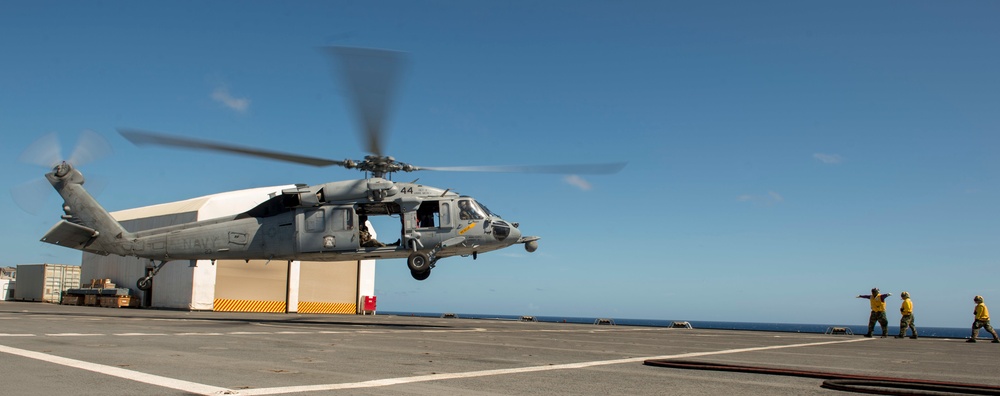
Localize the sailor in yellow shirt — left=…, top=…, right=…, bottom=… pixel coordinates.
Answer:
left=967, top=295, right=1000, bottom=343
left=895, top=291, right=917, bottom=339
left=857, top=287, right=891, bottom=338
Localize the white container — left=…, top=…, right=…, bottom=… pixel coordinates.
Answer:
left=0, top=279, right=11, bottom=300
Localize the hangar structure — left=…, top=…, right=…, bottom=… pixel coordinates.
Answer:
left=81, top=185, right=376, bottom=314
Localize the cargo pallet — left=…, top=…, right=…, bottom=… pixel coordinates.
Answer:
left=62, top=279, right=135, bottom=308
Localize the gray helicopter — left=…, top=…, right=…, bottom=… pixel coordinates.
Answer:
left=34, top=47, right=624, bottom=288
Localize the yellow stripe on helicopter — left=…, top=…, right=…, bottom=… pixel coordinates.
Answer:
left=459, top=222, right=477, bottom=235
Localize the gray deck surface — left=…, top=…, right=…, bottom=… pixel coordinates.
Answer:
left=1, top=301, right=998, bottom=395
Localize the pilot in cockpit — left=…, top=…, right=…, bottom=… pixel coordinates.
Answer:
left=458, top=199, right=482, bottom=220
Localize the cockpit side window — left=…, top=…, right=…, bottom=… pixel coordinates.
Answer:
left=458, top=199, right=484, bottom=220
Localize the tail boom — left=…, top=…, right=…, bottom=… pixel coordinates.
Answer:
left=42, top=163, right=132, bottom=256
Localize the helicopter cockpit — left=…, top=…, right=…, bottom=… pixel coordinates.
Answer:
left=458, top=198, right=486, bottom=220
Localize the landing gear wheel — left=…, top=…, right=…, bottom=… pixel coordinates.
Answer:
left=407, top=251, right=431, bottom=273
left=410, top=269, right=431, bottom=281
left=136, top=276, right=152, bottom=291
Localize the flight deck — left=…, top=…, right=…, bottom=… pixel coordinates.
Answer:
left=1, top=302, right=997, bottom=395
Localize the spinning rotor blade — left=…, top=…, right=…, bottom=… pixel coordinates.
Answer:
left=118, top=48, right=627, bottom=180
left=19, top=130, right=113, bottom=168
left=118, top=128, right=349, bottom=167
left=18, top=132, right=62, bottom=168
left=326, top=46, right=407, bottom=157
left=68, top=130, right=113, bottom=167
left=11, top=178, right=53, bottom=215
left=13, top=130, right=112, bottom=214
left=417, top=162, right=628, bottom=175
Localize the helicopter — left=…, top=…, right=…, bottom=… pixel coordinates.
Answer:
left=34, top=46, right=625, bottom=288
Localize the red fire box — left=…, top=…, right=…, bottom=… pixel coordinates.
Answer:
left=362, top=295, right=377, bottom=314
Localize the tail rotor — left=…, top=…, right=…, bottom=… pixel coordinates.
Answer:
left=11, top=130, right=112, bottom=214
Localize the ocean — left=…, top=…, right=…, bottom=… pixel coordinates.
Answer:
left=382, top=311, right=975, bottom=339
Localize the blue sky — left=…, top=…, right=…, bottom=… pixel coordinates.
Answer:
left=1, top=1, right=997, bottom=328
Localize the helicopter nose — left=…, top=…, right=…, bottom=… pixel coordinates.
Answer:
left=507, top=223, right=522, bottom=242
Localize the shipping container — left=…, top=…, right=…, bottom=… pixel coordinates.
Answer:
left=14, top=264, right=81, bottom=303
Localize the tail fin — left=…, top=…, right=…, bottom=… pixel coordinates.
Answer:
left=41, top=162, right=132, bottom=256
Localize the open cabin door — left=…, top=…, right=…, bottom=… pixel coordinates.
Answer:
left=408, top=199, right=455, bottom=249
left=295, top=206, right=358, bottom=253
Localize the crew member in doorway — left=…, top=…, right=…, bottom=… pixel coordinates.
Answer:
left=359, top=215, right=385, bottom=247
left=896, top=291, right=917, bottom=339
left=857, top=288, right=891, bottom=338
left=967, top=295, right=1000, bottom=343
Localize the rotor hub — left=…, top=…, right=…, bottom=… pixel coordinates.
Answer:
left=53, top=161, right=72, bottom=178
left=355, top=155, right=416, bottom=178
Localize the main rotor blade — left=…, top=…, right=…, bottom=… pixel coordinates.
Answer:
left=417, top=162, right=628, bottom=175
left=326, top=46, right=407, bottom=157
left=118, top=128, right=348, bottom=167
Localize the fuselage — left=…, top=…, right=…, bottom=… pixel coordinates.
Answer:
left=124, top=181, right=522, bottom=262
left=44, top=166, right=532, bottom=267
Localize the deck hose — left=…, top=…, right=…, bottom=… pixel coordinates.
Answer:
left=643, top=360, right=1000, bottom=395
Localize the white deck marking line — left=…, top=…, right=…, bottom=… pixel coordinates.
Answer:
left=47, top=333, right=104, bottom=337
left=115, top=333, right=169, bottom=336
left=0, top=344, right=230, bottom=395
left=235, top=338, right=872, bottom=395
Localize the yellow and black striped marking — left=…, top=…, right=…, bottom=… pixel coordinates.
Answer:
left=297, top=302, right=357, bottom=314
left=213, top=299, right=286, bottom=313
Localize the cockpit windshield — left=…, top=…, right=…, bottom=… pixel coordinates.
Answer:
left=458, top=198, right=487, bottom=220
left=477, top=201, right=498, bottom=217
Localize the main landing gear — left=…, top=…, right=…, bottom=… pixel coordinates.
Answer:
left=407, top=251, right=434, bottom=281
left=406, top=236, right=467, bottom=281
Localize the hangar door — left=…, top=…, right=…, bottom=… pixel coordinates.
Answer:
left=215, top=260, right=288, bottom=313
left=214, top=260, right=360, bottom=314
left=298, top=261, right=359, bottom=314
